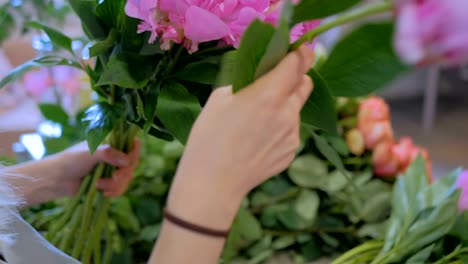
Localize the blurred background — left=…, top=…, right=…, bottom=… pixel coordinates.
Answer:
left=0, top=0, right=467, bottom=176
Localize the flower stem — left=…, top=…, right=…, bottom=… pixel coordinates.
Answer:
left=291, top=1, right=394, bottom=50
left=72, top=163, right=105, bottom=259
left=58, top=204, right=83, bottom=253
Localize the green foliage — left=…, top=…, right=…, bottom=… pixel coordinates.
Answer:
left=156, top=81, right=202, bottom=144
left=82, top=103, right=124, bottom=153
left=27, top=21, right=74, bottom=53
left=319, top=23, right=408, bottom=97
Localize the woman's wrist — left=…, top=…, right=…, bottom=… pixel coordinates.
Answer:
left=166, top=171, right=245, bottom=232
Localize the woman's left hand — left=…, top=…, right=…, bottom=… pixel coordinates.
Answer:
left=59, top=139, right=141, bottom=197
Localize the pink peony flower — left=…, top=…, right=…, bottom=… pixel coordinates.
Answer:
left=457, top=170, right=468, bottom=211
left=125, top=0, right=321, bottom=52
left=23, top=68, right=53, bottom=99
left=395, top=0, right=468, bottom=66
left=125, top=0, right=274, bottom=52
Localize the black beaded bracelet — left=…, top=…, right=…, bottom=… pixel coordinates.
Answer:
left=163, top=208, right=230, bottom=238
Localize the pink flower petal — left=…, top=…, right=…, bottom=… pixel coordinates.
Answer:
left=184, top=6, right=229, bottom=42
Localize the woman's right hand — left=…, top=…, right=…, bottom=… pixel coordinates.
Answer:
left=167, top=45, right=314, bottom=231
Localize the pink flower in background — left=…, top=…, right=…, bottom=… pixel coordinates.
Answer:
left=358, top=97, right=390, bottom=130
left=360, top=121, right=394, bottom=150
left=51, top=66, right=82, bottom=96
left=373, top=142, right=400, bottom=177
left=392, top=137, right=416, bottom=169
left=23, top=68, right=53, bottom=99
left=457, top=170, right=468, bottom=211
left=395, top=0, right=468, bottom=66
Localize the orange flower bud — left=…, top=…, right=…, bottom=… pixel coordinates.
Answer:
left=358, top=96, right=391, bottom=129
left=360, top=121, right=394, bottom=150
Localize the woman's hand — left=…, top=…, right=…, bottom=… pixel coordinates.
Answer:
left=167, top=45, right=314, bottom=231
left=3, top=140, right=141, bottom=207
left=59, top=140, right=141, bottom=197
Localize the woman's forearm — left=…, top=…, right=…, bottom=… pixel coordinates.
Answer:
left=149, top=169, right=244, bottom=264
left=2, top=154, right=66, bottom=207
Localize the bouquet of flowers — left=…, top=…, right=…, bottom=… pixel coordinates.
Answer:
left=2, top=0, right=468, bottom=263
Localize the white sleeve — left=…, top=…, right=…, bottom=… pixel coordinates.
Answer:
left=0, top=212, right=80, bottom=264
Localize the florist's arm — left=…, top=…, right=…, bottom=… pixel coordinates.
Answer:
left=150, top=45, right=315, bottom=264
left=2, top=140, right=141, bottom=208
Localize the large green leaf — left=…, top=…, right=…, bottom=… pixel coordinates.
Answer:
left=96, top=0, right=126, bottom=29
left=292, top=0, right=362, bottom=24
left=39, top=104, right=69, bottom=126
left=288, top=155, right=328, bottom=188
left=156, top=81, right=202, bottom=145
left=254, top=0, right=293, bottom=79
left=231, top=20, right=276, bottom=92
left=67, top=0, right=108, bottom=40
left=82, top=102, right=123, bottom=153
left=405, top=244, right=435, bottom=264
left=174, top=61, right=220, bottom=85
left=319, top=23, right=408, bottom=97
left=27, top=21, right=73, bottom=53
left=97, top=52, right=157, bottom=89
left=301, top=69, right=337, bottom=134
left=217, top=51, right=238, bottom=86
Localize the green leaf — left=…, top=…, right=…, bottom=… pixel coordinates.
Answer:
left=288, top=155, right=328, bottom=188
left=67, top=0, right=108, bottom=40
left=248, top=250, right=273, bottom=264
left=110, top=197, right=140, bottom=232
left=138, top=225, right=161, bottom=242
left=358, top=221, right=389, bottom=239
left=247, top=236, right=272, bottom=257
left=38, top=104, right=69, bottom=125
left=217, top=51, right=238, bottom=86
left=33, top=56, right=82, bottom=69
left=0, top=61, right=38, bottom=89
left=254, top=1, right=293, bottom=79
left=96, top=0, right=126, bottom=29
left=237, top=208, right=263, bottom=241
left=405, top=244, right=435, bottom=264
left=156, top=81, right=202, bottom=144
left=231, top=20, right=276, bottom=92
left=82, top=102, right=122, bottom=153
left=326, top=135, right=349, bottom=156
left=27, top=21, right=73, bottom=53
left=89, top=29, right=118, bottom=57
left=272, top=236, right=296, bottom=250
left=278, top=204, right=314, bottom=230
left=319, top=23, right=408, bottom=97
left=301, top=69, right=337, bottom=134
left=292, top=0, right=362, bottom=24
left=97, top=52, right=157, bottom=89
left=360, top=190, right=392, bottom=222
left=174, top=61, right=220, bottom=85
left=295, top=190, right=319, bottom=222
left=325, top=170, right=349, bottom=193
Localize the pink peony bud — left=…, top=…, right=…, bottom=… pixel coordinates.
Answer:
left=457, top=170, right=468, bottom=211
left=360, top=121, right=394, bottom=150
left=373, top=142, right=400, bottom=177
left=395, top=0, right=468, bottom=66
left=392, top=136, right=416, bottom=169
left=357, top=96, right=390, bottom=130
left=345, top=128, right=365, bottom=156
